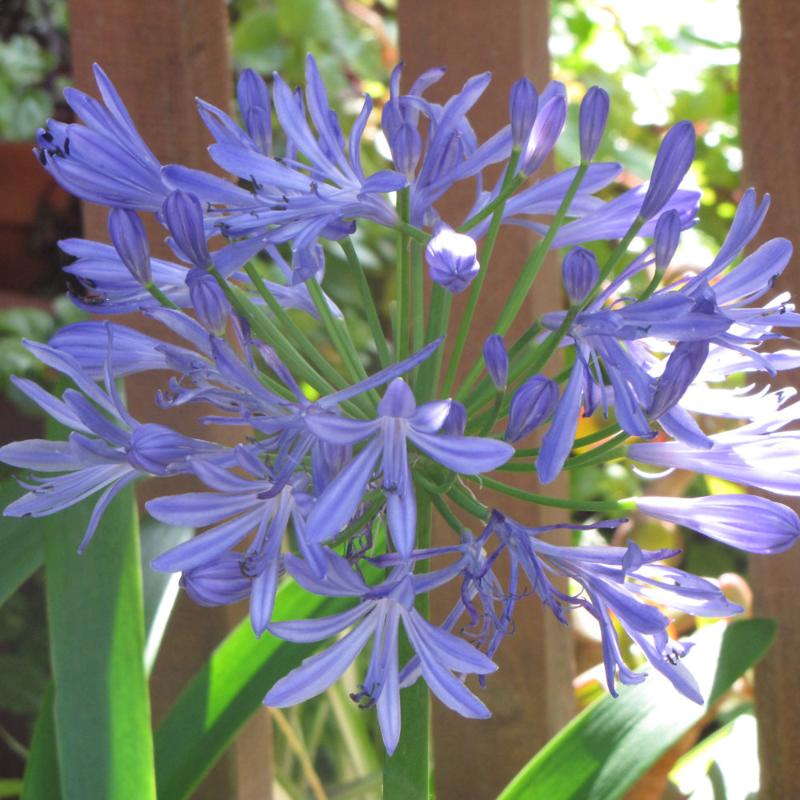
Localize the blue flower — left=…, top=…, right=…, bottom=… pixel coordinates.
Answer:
left=579, top=86, right=610, bottom=163
left=505, top=375, right=559, bottom=443
left=304, top=378, right=514, bottom=554
left=165, top=55, right=399, bottom=248
left=0, top=334, right=229, bottom=551
left=107, top=208, right=152, bottom=285
left=148, top=460, right=313, bottom=635
left=633, top=494, right=800, bottom=554
left=483, top=334, right=509, bottom=390
left=488, top=512, right=741, bottom=701
left=629, top=403, right=800, bottom=496
left=264, top=550, right=497, bottom=754
left=639, top=122, right=696, bottom=220
left=425, top=225, right=480, bottom=293
left=36, top=64, right=167, bottom=210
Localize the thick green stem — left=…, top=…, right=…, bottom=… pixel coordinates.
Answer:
left=493, top=163, right=589, bottom=338
left=465, top=475, right=628, bottom=514
left=459, top=171, right=526, bottom=233
left=442, top=152, right=520, bottom=397
left=455, top=164, right=588, bottom=404
left=580, top=217, right=645, bottom=309
left=382, top=493, right=432, bottom=799
left=339, top=238, right=393, bottom=368
left=243, top=264, right=366, bottom=397
left=513, top=423, right=622, bottom=458
left=306, top=279, right=380, bottom=409
left=412, top=242, right=425, bottom=358
left=459, top=320, right=542, bottom=408
left=395, top=188, right=411, bottom=361
left=415, top=284, right=452, bottom=402
left=209, top=267, right=368, bottom=417
left=146, top=283, right=180, bottom=310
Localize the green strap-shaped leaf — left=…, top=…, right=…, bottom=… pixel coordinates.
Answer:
left=44, top=485, right=156, bottom=800
left=139, top=520, right=192, bottom=673
left=0, top=480, right=44, bottom=607
left=498, top=618, right=776, bottom=800
left=21, top=520, right=189, bottom=798
left=21, top=685, right=60, bottom=800
left=154, top=580, right=346, bottom=800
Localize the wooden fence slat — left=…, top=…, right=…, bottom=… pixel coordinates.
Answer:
left=740, top=3, right=800, bottom=796
left=66, top=3, right=273, bottom=798
left=398, top=3, right=575, bottom=798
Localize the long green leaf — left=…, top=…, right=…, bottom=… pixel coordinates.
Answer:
left=498, top=618, right=775, bottom=800
left=154, top=579, right=346, bottom=800
left=44, top=485, right=156, bottom=800
left=139, top=520, right=192, bottom=673
left=21, top=520, right=188, bottom=799
left=0, top=480, right=44, bottom=607
left=20, top=685, right=59, bottom=800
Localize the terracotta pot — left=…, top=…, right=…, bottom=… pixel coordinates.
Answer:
left=0, top=140, right=76, bottom=294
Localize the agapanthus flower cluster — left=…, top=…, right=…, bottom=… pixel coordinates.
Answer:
left=5, top=55, right=800, bottom=754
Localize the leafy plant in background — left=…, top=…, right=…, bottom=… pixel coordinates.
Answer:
left=0, top=0, right=69, bottom=141
left=0, top=10, right=792, bottom=800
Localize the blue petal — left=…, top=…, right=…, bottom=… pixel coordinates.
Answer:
left=402, top=609, right=492, bottom=719
left=305, top=439, right=382, bottom=543
left=269, top=603, right=374, bottom=642
left=386, top=472, right=417, bottom=556
left=250, top=558, right=281, bottom=636
left=321, top=338, right=442, bottom=408
left=376, top=607, right=402, bottom=754
left=378, top=378, right=417, bottom=418
left=150, top=507, right=263, bottom=572
left=408, top=431, right=513, bottom=474
left=0, top=439, right=85, bottom=472
left=537, top=363, right=584, bottom=484
left=410, top=401, right=452, bottom=433
left=146, top=491, right=254, bottom=527
left=264, top=614, right=377, bottom=707
left=305, top=414, right=379, bottom=445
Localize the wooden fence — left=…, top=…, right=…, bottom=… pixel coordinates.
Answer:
left=62, top=1, right=800, bottom=797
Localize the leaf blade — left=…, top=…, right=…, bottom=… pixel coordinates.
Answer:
left=0, top=480, right=44, bottom=607
left=498, top=619, right=775, bottom=800
left=154, top=579, right=346, bottom=800
left=44, top=486, right=156, bottom=800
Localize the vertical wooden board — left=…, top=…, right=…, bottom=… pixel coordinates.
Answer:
left=740, top=3, right=800, bottom=796
left=398, top=3, right=575, bottom=798
left=65, top=3, right=273, bottom=797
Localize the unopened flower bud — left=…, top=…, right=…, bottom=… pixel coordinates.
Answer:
left=520, top=94, right=567, bottom=176
left=579, top=86, right=610, bottom=163
left=180, top=554, right=252, bottom=606
left=186, top=268, right=230, bottom=335
left=640, top=121, right=695, bottom=220
left=505, top=375, right=558, bottom=442
left=483, top=334, right=509, bottom=390
left=291, top=243, right=325, bottom=284
left=562, top=247, right=599, bottom=304
left=237, top=68, right=270, bottom=121
left=509, top=77, right=538, bottom=149
left=425, top=225, right=479, bottom=293
left=653, top=209, right=682, bottom=270
left=441, top=400, right=468, bottom=436
left=162, top=190, right=212, bottom=269
left=246, top=107, right=272, bottom=155
left=390, top=123, right=422, bottom=178
left=648, top=339, right=709, bottom=419
left=108, top=208, right=151, bottom=285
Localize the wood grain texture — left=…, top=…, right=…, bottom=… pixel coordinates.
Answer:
left=398, top=3, right=575, bottom=798
left=740, top=2, right=800, bottom=797
left=67, top=3, right=273, bottom=797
